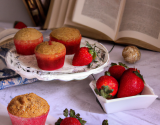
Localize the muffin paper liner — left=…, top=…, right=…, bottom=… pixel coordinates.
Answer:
left=8, top=110, right=49, bottom=125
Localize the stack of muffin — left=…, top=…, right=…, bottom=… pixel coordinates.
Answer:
left=14, top=27, right=82, bottom=71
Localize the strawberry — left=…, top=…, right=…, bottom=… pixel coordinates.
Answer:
left=117, top=68, right=144, bottom=98
left=60, top=117, right=81, bottom=125
left=55, top=108, right=86, bottom=125
left=108, top=62, right=128, bottom=81
left=95, top=71, right=119, bottom=99
left=72, top=41, right=98, bottom=66
left=72, top=47, right=92, bottom=66
left=14, top=21, right=27, bottom=29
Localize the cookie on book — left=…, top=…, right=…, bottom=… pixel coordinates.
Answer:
left=14, top=28, right=43, bottom=55
left=50, top=27, right=82, bottom=55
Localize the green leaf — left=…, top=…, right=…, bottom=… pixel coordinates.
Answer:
left=69, top=109, right=76, bottom=118
left=133, top=71, right=144, bottom=82
left=75, top=113, right=80, bottom=118
left=96, top=85, right=113, bottom=99
left=89, top=48, right=94, bottom=56
left=78, top=117, right=87, bottom=125
left=55, top=118, right=63, bottom=125
left=105, top=71, right=111, bottom=76
left=118, top=62, right=128, bottom=68
left=93, top=51, right=97, bottom=60
left=63, top=108, right=68, bottom=117
left=102, top=119, right=109, bottom=125
left=86, top=41, right=92, bottom=48
left=111, top=62, right=117, bottom=66
left=94, top=88, right=100, bottom=95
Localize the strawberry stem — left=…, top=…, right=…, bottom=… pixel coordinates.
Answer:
left=95, top=86, right=113, bottom=99
left=133, top=70, right=144, bottom=82
left=118, top=62, right=129, bottom=68
left=105, top=71, right=110, bottom=76
left=55, top=108, right=87, bottom=125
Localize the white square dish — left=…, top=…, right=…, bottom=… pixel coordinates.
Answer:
left=89, top=80, right=158, bottom=114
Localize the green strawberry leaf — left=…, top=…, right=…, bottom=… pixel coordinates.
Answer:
left=55, top=118, right=63, bottom=125
left=63, top=108, right=68, bottom=117
left=105, top=71, right=111, bottom=76
left=95, top=88, right=100, bottom=95
left=56, top=109, right=87, bottom=125
left=111, top=63, right=117, bottom=66
left=78, top=117, right=87, bottom=125
left=75, top=113, right=80, bottom=118
left=118, top=62, right=129, bottom=68
left=86, top=41, right=92, bottom=48
left=133, top=71, right=144, bottom=82
left=89, top=48, right=94, bottom=56
left=92, top=51, right=97, bottom=60
left=102, top=119, right=109, bottom=125
left=70, top=109, right=76, bottom=118
left=95, top=85, right=113, bottom=99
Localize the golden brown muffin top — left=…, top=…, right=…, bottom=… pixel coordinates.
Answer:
left=7, top=93, right=50, bottom=118
left=14, top=28, right=42, bottom=41
left=50, top=27, right=81, bottom=41
left=35, top=41, right=66, bottom=55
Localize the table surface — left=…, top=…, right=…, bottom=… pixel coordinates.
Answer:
left=0, top=28, right=160, bottom=125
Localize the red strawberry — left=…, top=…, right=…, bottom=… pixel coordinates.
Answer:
left=60, top=117, right=81, bottom=125
left=72, top=47, right=93, bottom=66
left=14, top=21, right=27, bottom=29
left=126, top=68, right=140, bottom=73
left=117, top=68, right=144, bottom=98
left=95, top=72, right=119, bottom=99
left=108, top=62, right=128, bottom=81
left=72, top=42, right=97, bottom=66
left=55, top=109, right=86, bottom=125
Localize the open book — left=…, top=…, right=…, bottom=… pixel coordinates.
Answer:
left=43, top=0, right=160, bottom=52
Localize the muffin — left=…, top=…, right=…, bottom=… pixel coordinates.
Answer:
left=35, top=41, right=66, bottom=71
left=7, top=93, right=50, bottom=125
left=14, top=28, right=43, bottom=55
left=50, top=27, right=82, bottom=55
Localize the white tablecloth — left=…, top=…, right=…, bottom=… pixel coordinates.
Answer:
left=0, top=28, right=160, bottom=125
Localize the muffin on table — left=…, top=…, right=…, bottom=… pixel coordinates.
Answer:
left=50, top=27, right=82, bottom=55
left=7, top=93, right=50, bottom=125
left=35, top=41, right=66, bottom=71
left=14, top=28, right=43, bottom=55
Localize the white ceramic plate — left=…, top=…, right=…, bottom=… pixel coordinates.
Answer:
left=0, top=103, right=57, bottom=125
left=5, top=37, right=110, bottom=81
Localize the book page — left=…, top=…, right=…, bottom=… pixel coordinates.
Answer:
left=116, top=0, right=160, bottom=50
left=72, top=0, right=124, bottom=40
left=63, top=0, right=112, bottom=40
left=43, top=0, right=62, bottom=29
